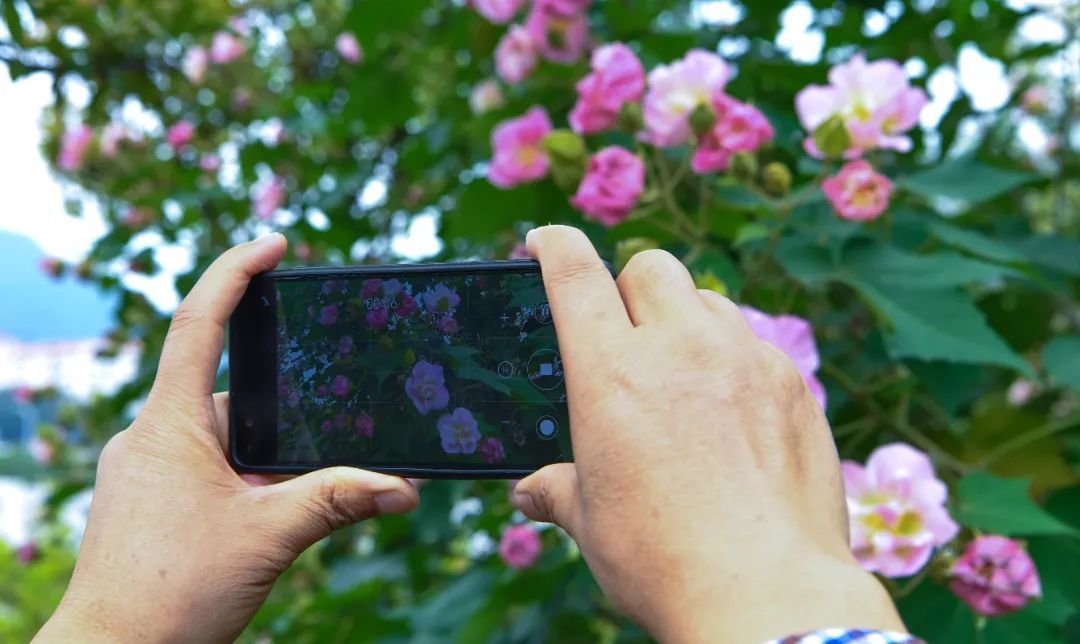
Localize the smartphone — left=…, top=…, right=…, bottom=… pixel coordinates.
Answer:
left=229, top=260, right=570, bottom=478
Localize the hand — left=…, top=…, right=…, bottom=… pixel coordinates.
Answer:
left=512, top=226, right=905, bottom=643
left=35, top=235, right=419, bottom=643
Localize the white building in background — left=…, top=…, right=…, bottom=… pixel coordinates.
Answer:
left=0, top=333, right=139, bottom=400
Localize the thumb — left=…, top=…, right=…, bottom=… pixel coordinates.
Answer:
left=512, top=463, right=582, bottom=538
left=263, top=467, right=419, bottom=551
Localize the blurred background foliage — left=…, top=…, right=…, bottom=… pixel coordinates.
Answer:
left=1, top=0, right=1079, bottom=641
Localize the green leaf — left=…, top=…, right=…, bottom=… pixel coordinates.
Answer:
left=327, top=555, right=407, bottom=595
left=843, top=242, right=1019, bottom=290
left=776, top=238, right=1031, bottom=374
left=686, top=249, right=744, bottom=294
left=954, top=472, right=1078, bottom=536
left=855, top=284, right=1033, bottom=375
left=1043, top=336, right=1080, bottom=391
left=929, top=221, right=1028, bottom=264
left=1010, top=236, right=1080, bottom=277
left=409, top=568, right=498, bottom=634
left=900, top=156, right=1038, bottom=203
left=896, top=581, right=976, bottom=644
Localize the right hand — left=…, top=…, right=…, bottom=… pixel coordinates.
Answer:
left=512, top=226, right=905, bottom=643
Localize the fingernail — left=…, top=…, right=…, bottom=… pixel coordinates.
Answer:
left=255, top=232, right=285, bottom=248
left=374, top=490, right=413, bottom=515
left=525, top=227, right=540, bottom=243
left=513, top=491, right=538, bottom=517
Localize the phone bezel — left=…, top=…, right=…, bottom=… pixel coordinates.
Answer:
left=228, top=259, right=565, bottom=479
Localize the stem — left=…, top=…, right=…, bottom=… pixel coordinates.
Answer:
left=650, top=147, right=701, bottom=238
left=978, top=414, right=1080, bottom=468
left=821, top=362, right=971, bottom=473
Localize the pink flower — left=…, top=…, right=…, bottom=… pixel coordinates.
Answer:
left=39, top=258, right=63, bottom=278
left=1021, top=85, right=1049, bottom=113
left=12, top=386, right=33, bottom=404
left=478, top=437, right=506, bottom=464
left=355, top=411, right=375, bottom=438
left=489, top=107, right=552, bottom=188
left=252, top=175, right=286, bottom=220
left=321, top=419, right=333, bottom=433
left=334, top=412, right=348, bottom=429
left=508, top=242, right=530, bottom=259
left=397, top=293, right=418, bottom=318
left=539, top=0, right=591, bottom=13
left=405, top=360, right=450, bottom=415
left=795, top=54, right=927, bottom=158
left=317, top=384, right=329, bottom=397
left=331, top=375, right=350, bottom=397
left=58, top=125, right=93, bottom=171
left=643, top=50, right=731, bottom=147
left=16, top=542, right=39, bottom=565
left=841, top=443, right=959, bottom=578
left=822, top=160, right=893, bottom=222
left=472, top=0, right=526, bottom=23
left=495, top=25, right=537, bottom=85
left=569, top=43, right=646, bottom=135
left=1007, top=379, right=1035, bottom=406
left=27, top=436, right=55, bottom=465
left=335, top=32, right=363, bottom=64
left=99, top=123, right=126, bottom=158
left=948, top=535, right=1042, bottom=616
left=525, top=1, right=589, bottom=64
left=366, top=306, right=389, bottom=330
left=209, top=32, right=245, bottom=64
left=469, top=79, right=506, bottom=115
left=570, top=146, right=644, bottom=227
left=199, top=154, right=221, bottom=173
left=181, top=46, right=208, bottom=83
left=361, top=278, right=384, bottom=299
left=499, top=524, right=542, bottom=569
left=692, top=94, right=774, bottom=174
left=422, top=283, right=461, bottom=313
left=339, top=335, right=354, bottom=355
left=739, top=306, right=826, bottom=409
left=439, top=315, right=459, bottom=335
left=319, top=305, right=338, bottom=325
left=120, top=208, right=153, bottom=228
left=437, top=407, right=481, bottom=454
left=166, top=121, right=195, bottom=152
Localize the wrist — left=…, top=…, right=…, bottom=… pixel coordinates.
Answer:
left=34, top=602, right=117, bottom=644
left=651, top=552, right=905, bottom=644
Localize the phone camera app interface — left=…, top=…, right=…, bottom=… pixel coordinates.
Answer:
left=273, top=271, right=570, bottom=468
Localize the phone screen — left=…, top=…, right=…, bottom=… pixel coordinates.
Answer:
left=229, top=263, right=571, bottom=475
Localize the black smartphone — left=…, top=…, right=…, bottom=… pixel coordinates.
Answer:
left=229, top=260, right=570, bottom=478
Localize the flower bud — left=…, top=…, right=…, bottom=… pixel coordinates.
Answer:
left=761, top=161, right=792, bottom=197
left=812, top=114, right=851, bottom=159
left=541, top=130, right=587, bottom=192
left=616, top=102, right=644, bottom=135
left=689, top=102, right=717, bottom=137
left=729, top=152, right=757, bottom=182
left=614, top=237, right=659, bottom=271
left=694, top=270, right=728, bottom=296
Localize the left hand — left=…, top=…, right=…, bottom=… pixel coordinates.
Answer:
left=35, top=234, right=420, bottom=643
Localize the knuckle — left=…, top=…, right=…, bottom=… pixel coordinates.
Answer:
left=621, top=248, right=680, bottom=282
left=308, top=479, right=372, bottom=532
left=544, top=259, right=609, bottom=291
left=532, top=476, right=561, bottom=524
left=166, top=305, right=211, bottom=339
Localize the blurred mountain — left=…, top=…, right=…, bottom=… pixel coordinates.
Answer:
left=0, top=231, right=115, bottom=341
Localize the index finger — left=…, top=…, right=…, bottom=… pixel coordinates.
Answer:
left=149, top=234, right=287, bottom=405
left=526, top=226, right=631, bottom=358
